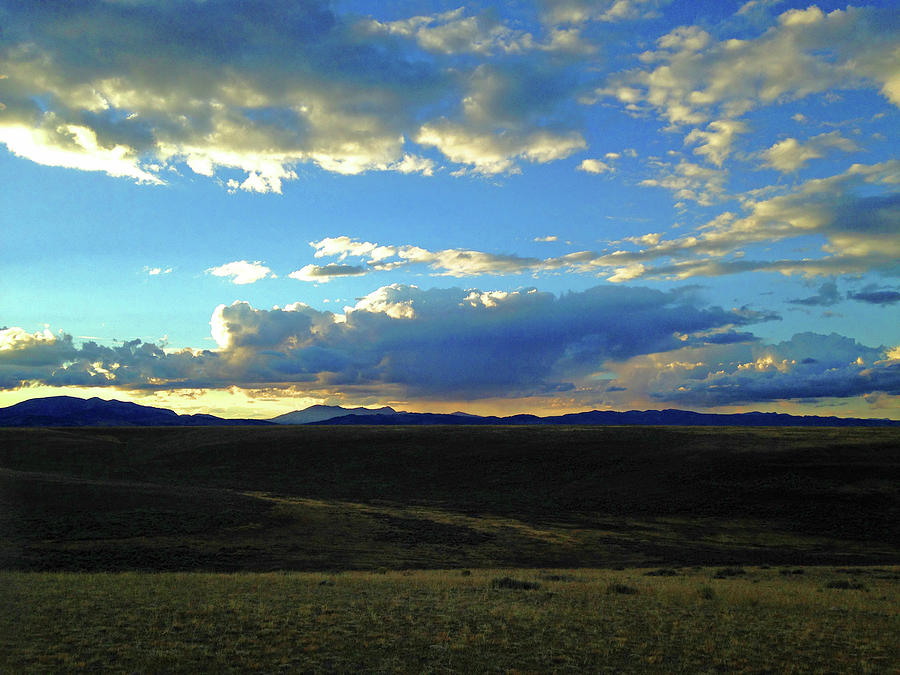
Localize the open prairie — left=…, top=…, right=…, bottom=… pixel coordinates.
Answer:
left=2, top=425, right=899, bottom=671
left=3, top=566, right=898, bottom=672
left=2, top=425, right=899, bottom=571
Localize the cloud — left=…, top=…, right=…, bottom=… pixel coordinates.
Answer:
left=207, top=261, right=275, bottom=285
left=308, top=236, right=545, bottom=278
left=362, top=7, right=586, bottom=56
left=597, top=4, right=900, bottom=180
left=788, top=280, right=841, bottom=307
left=684, top=119, right=747, bottom=167
left=847, top=285, right=900, bottom=306
left=578, top=159, right=614, bottom=174
left=534, top=235, right=559, bottom=242
left=641, top=332, right=900, bottom=406
left=144, top=266, right=173, bottom=276
left=639, top=159, right=726, bottom=206
left=761, top=131, right=858, bottom=172
left=601, top=5, right=900, bottom=125
left=289, top=264, right=368, bottom=282
left=540, top=0, right=669, bottom=25
left=0, top=1, right=596, bottom=186
left=598, top=160, right=900, bottom=280
left=0, top=284, right=770, bottom=400
left=308, top=163, right=900, bottom=282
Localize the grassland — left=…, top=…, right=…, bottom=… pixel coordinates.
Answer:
left=2, top=425, right=898, bottom=671
left=1, top=425, right=898, bottom=571
left=3, top=566, right=898, bottom=672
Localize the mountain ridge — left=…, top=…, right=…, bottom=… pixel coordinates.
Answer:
left=0, top=396, right=273, bottom=427
left=1, top=396, right=898, bottom=427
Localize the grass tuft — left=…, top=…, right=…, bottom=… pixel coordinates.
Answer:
left=645, top=568, right=679, bottom=577
left=826, top=580, right=866, bottom=591
left=698, top=585, right=717, bottom=600
left=607, top=583, right=639, bottom=595
left=714, top=567, right=746, bottom=578
left=491, top=576, right=540, bottom=590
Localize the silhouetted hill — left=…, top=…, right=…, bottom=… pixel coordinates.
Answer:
left=270, top=404, right=397, bottom=424
left=0, top=396, right=272, bottom=427
left=2, top=396, right=897, bottom=427
left=310, top=408, right=900, bottom=427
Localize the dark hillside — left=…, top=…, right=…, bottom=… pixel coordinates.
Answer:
left=1, top=426, right=898, bottom=571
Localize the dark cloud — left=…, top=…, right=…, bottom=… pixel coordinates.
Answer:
left=788, top=280, right=841, bottom=307
left=0, top=284, right=766, bottom=400
left=0, top=0, right=591, bottom=185
left=650, top=332, right=900, bottom=406
left=847, top=285, right=900, bottom=306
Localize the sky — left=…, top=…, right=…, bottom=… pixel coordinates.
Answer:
left=0, top=0, right=898, bottom=420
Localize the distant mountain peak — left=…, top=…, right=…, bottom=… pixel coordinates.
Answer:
left=0, top=396, right=271, bottom=427
left=1, top=396, right=897, bottom=428
left=269, top=404, right=398, bottom=425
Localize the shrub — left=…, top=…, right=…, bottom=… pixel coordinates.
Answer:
left=698, top=585, right=716, bottom=600
left=607, top=583, right=639, bottom=595
left=644, top=568, right=678, bottom=577
left=491, top=577, right=540, bottom=590
left=460, top=569, right=472, bottom=577
left=713, top=567, right=746, bottom=579
left=539, top=573, right=579, bottom=582
left=826, top=580, right=866, bottom=591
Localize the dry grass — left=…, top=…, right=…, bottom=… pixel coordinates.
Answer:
left=3, top=566, right=897, bottom=673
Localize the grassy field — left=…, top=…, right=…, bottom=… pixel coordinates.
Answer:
left=3, top=566, right=897, bottom=673
left=1, top=425, right=898, bottom=571
left=2, top=425, right=898, bottom=670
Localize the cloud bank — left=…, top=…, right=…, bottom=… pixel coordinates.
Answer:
left=0, top=0, right=598, bottom=188
left=1, top=284, right=777, bottom=400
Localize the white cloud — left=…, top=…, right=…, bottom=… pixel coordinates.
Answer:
left=289, top=264, right=368, bottom=282
left=541, top=0, right=669, bottom=25
left=207, top=261, right=275, bottom=285
left=599, top=5, right=900, bottom=129
left=639, top=159, right=727, bottom=205
left=684, top=119, right=747, bottom=166
left=600, top=160, right=900, bottom=281
left=0, top=122, right=162, bottom=185
left=0, top=284, right=768, bottom=402
left=145, top=267, right=173, bottom=276
left=578, top=158, right=615, bottom=174
left=0, top=1, right=594, bottom=188
left=417, top=121, right=585, bottom=175
left=761, top=131, right=859, bottom=172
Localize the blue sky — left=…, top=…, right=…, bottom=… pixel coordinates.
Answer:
left=1, top=0, right=898, bottom=419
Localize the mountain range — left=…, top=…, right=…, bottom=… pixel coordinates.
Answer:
left=1, top=396, right=898, bottom=427
left=0, top=396, right=272, bottom=427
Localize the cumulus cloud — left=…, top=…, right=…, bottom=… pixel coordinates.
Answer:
left=761, top=131, right=858, bottom=172
left=0, top=284, right=771, bottom=400
left=592, top=160, right=900, bottom=280
left=847, top=285, right=900, bottom=306
left=684, top=119, right=747, bottom=167
left=578, top=158, right=615, bottom=174
left=540, top=0, right=669, bottom=25
left=207, top=261, right=275, bottom=285
left=289, top=264, right=368, bottom=282
left=639, top=159, right=727, bottom=206
left=306, top=236, right=545, bottom=278
left=788, top=280, right=841, bottom=307
left=642, top=332, right=900, bottom=406
left=306, top=163, right=900, bottom=283
left=0, top=0, right=593, bottom=187
left=597, top=3, right=900, bottom=186
left=601, top=5, right=900, bottom=125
